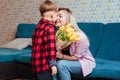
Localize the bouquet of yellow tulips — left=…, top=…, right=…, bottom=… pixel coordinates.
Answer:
left=56, top=23, right=80, bottom=50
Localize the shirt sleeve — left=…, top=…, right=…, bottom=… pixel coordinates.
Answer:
left=46, top=26, right=56, bottom=66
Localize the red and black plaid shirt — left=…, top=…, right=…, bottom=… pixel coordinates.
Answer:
left=31, top=18, right=56, bottom=74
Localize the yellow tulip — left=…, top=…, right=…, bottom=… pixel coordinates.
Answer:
left=65, top=28, right=71, bottom=33
left=69, top=34, right=78, bottom=41
left=56, top=23, right=80, bottom=42
left=66, top=23, right=72, bottom=28
left=59, top=26, right=65, bottom=31
left=70, top=28, right=74, bottom=32
left=66, top=28, right=74, bottom=33
left=73, top=38, right=80, bottom=41
left=67, top=32, right=72, bottom=38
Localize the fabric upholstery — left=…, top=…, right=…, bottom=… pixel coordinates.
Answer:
left=96, top=23, right=120, bottom=60
left=88, top=58, right=120, bottom=79
left=15, top=53, right=31, bottom=63
left=16, top=23, right=36, bottom=38
left=0, top=46, right=31, bottom=62
left=77, top=23, right=104, bottom=57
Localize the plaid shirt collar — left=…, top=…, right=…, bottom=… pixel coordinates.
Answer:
left=40, top=18, right=55, bottom=26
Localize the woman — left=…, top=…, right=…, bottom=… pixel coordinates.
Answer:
left=55, top=8, right=96, bottom=80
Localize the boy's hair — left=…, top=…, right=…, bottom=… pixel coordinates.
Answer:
left=39, top=0, right=57, bottom=16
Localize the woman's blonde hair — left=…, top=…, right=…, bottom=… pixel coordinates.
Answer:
left=58, top=8, right=89, bottom=44
left=58, top=8, right=82, bottom=32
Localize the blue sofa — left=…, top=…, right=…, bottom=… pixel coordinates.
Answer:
left=0, top=23, right=120, bottom=80
left=0, top=23, right=36, bottom=79
left=74, top=23, right=120, bottom=80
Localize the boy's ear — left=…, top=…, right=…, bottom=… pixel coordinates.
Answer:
left=50, top=12, right=55, bottom=19
left=51, top=15, right=53, bottom=18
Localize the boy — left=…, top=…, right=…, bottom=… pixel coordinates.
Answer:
left=31, top=0, right=58, bottom=80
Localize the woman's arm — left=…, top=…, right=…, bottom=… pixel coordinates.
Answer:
left=71, top=32, right=90, bottom=58
left=56, top=51, right=78, bottom=61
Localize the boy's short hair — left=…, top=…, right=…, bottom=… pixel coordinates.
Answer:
left=39, top=0, right=57, bottom=16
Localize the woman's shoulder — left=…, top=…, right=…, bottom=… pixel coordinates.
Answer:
left=76, top=31, right=90, bottom=45
left=77, top=31, right=88, bottom=40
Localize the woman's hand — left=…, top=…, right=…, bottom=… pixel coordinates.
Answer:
left=57, top=51, right=78, bottom=61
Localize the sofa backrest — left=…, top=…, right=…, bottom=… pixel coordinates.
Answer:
left=96, top=23, right=120, bottom=61
left=77, top=23, right=104, bottom=57
left=16, top=23, right=36, bottom=38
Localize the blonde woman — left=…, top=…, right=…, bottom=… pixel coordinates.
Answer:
left=54, top=8, right=96, bottom=80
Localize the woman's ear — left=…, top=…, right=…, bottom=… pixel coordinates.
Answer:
left=50, top=12, right=55, bottom=19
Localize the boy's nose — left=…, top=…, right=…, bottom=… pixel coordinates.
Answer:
left=56, top=19, right=60, bottom=23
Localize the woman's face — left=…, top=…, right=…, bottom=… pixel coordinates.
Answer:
left=56, top=10, right=69, bottom=26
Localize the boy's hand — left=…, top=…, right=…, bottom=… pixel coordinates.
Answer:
left=51, top=66, right=57, bottom=76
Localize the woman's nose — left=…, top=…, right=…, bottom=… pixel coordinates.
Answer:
left=57, top=16, right=59, bottom=20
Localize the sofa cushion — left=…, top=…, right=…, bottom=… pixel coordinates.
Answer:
left=0, top=46, right=31, bottom=62
left=0, top=38, right=31, bottom=50
left=15, top=53, right=31, bottom=63
left=16, top=23, right=36, bottom=38
left=88, top=58, right=120, bottom=79
left=77, top=23, right=104, bottom=57
left=96, top=23, right=120, bottom=60
left=72, top=58, right=120, bottom=79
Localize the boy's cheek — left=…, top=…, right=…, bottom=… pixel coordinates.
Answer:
left=56, top=23, right=61, bottom=26
left=53, top=17, right=58, bottom=22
